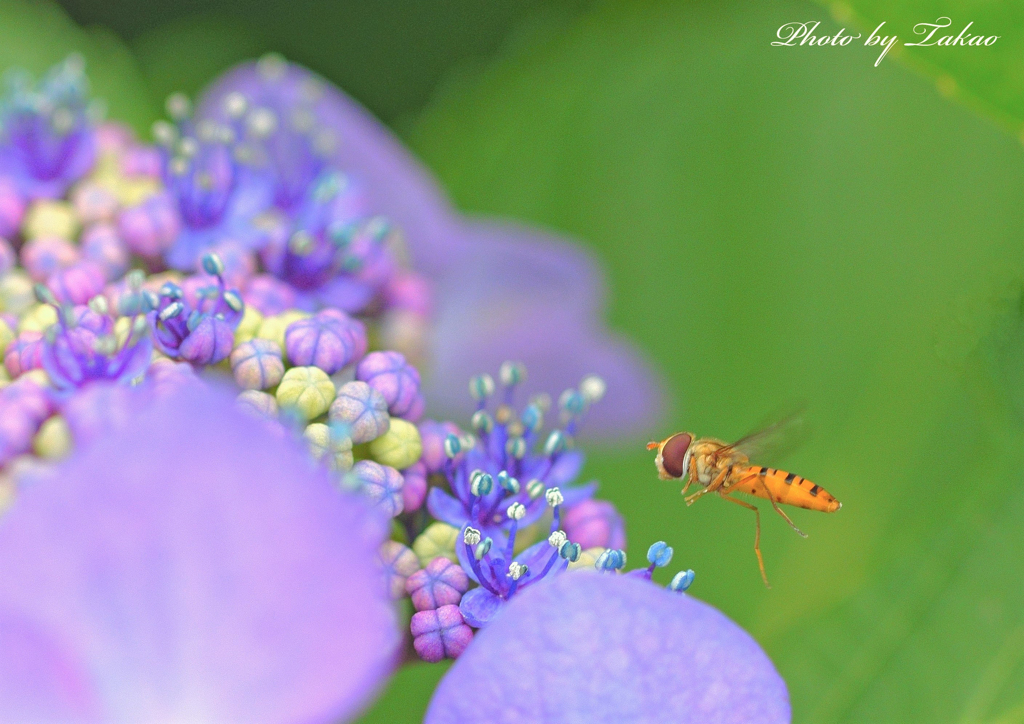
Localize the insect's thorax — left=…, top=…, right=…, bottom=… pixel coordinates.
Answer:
left=692, top=439, right=749, bottom=487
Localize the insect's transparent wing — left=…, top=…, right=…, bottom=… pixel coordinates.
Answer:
left=714, top=406, right=809, bottom=464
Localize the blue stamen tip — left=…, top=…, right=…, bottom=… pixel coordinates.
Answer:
left=468, top=374, right=495, bottom=401
left=470, top=409, right=494, bottom=433
left=497, top=471, right=519, bottom=494
left=560, top=541, right=582, bottom=562
left=475, top=537, right=492, bottom=560
left=498, top=361, right=527, bottom=387
left=201, top=252, right=225, bottom=277
left=520, top=403, right=543, bottom=432
left=444, top=434, right=462, bottom=458
left=142, top=290, right=159, bottom=313
left=559, top=389, right=586, bottom=415
left=158, top=301, right=184, bottom=321
left=33, top=283, right=57, bottom=306
left=470, top=471, right=493, bottom=497
left=160, top=282, right=183, bottom=300
left=669, top=569, right=696, bottom=592
left=544, top=429, right=566, bottom=456
left=596, top=549, right=627, bottom=571
left=647, top=541, right=674, bottom=568
left=505, top=437, right=526, bottom=459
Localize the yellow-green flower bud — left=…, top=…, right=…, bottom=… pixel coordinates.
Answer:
left=0, top=271, right=35, bottom=316
left=368, top=418, right=422, bottom=469
left=276, top=366, right=335, bottom=420
left=22, top=200, right=78, bottom=240
left=256, top=310, right=310, bottom=361
left=569, top=546, right=607, bottom=571
left=304, top=423, right=354, bottom=472
left=20, top=369, right=50, bottom=388
left=33, top=416, right=71, bottom=459
left=412, top=521, right=459, bottom=567
left=233, top=305, right=263, bottom=346
left=18, top=304, right=58, bottom=333
left=0, top=318, right=14, bottom=357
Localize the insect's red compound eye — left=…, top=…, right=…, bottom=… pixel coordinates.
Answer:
left=661, top=433, right=692, bottom=478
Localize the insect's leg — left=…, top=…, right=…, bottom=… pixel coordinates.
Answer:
left=679, top=454, right=699, bottom=497
left=756, top=477, right=808, bottom=538
left=685, top=467, right=728, bottom=506
left=725, top=495, right=770, bottom=588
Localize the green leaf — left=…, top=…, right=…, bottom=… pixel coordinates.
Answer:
left=0, top=0, right=158, bottom=135
left=354, top=661, right=450, bottom=724
left=131, top=13, right=267, bottom=110
left=405, top=0, right=1024, bottom=719
left=812, top=0, right=1024, bottom=137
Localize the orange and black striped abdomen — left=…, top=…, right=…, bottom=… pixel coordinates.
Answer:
left=732, top=466, right=841, bottom=512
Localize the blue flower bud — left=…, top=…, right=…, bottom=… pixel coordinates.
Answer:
left=669, top=569, right=695, bottom=592
left=647, top=541, right=674, bottom=568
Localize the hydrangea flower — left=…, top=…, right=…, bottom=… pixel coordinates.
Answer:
left=0, top=54, right=795, bottom=722
left=199, top=56, right=664, bottom=438
left=165, top=68, right=426, bottom=320
left=426, top=573, right=790, bottom=723
left=0, top=55, right=97, bottom=201
left=146, top=253, right=244, bottom=366
left=38, top=289, right=152, bottom=393
left=425, top=362, right=602, bottom=541
left=455, top=486, right=579, bottom=628
left=150, top=93, right=277, bottom=270
left=0, top=385, right=400, bottom=721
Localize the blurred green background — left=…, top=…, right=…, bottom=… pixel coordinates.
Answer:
left=6, top=0, right=1024, bottom=721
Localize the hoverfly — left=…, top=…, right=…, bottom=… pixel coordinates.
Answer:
left=647, top=415, right=841, bottom=587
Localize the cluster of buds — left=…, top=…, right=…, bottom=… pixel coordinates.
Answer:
left=0, top=57, right=429, bottom=514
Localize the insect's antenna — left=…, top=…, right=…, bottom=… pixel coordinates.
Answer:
left=646, top=441, right=660, bottom=450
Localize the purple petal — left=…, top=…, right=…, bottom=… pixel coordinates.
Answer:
left=546, top=449, right=584, bottom=486
left=563, top=498, right=626, bottom=550
left=426, top=487, right=469, bottom=529
left=200, top=61, right=665, bottom=439
left=458, top=586, right=504, bottom=628
left=559, top=480, right=598, bottom=508
left=0, top=612, right=101, bottom=722
left=425, top=220, right=664, bottom=438
left=0, top=385, right=399, bottom=721
left=199, top=62, right=456, bottom=277
left=428, top=573, right=790, bottom=723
